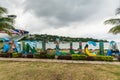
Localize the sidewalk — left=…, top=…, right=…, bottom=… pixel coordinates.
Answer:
left=0, top=57, right=120, bottom=65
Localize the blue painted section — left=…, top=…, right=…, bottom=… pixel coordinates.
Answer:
left=110, top=41, right=116, bottom=45
left=14, top=40, right=21, bottom=53
left=107, top=50, right=120, bottom=56
left=87, top=41, right=97, bottom=46
left=55, top=38, right=61, bottom=56
left=107, top=41, right=120, bottom=56
left=107, top=50, right=112, bottom=56
left=3, top=44, right=10, bottom=53
left=56, top=45, right=61, bottom=56
left=14, top=29, right=29, bottom=34
left=3, top=38, right=9, bottom=42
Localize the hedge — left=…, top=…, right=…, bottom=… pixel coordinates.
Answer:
left=86, top=56, right=95, bottom=61
left=118, top=56, right=120, bottom=61
left=71, top=54, right=113, bottom=61
left=46, top=53, right=55, bottom=59
left=12, top=53, right=22, bottom=58
left=95, top=56, right=113, bottom=61
left=34, top=53, right=40, bottom=58
left=27, top=54, right=33, bottom=58
left=71, top=54, right=86, bottom=60
left=34, top=53, right=55, bottom=59
left=0, top=53, right=8, bottom=58
left=57, top=55, right=72, bottom=60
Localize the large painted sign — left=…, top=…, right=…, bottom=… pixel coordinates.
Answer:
left=3, top=39, right=37, bottom=54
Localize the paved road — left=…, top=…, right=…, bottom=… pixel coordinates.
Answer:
left=0, top=57, right=120, bottom=65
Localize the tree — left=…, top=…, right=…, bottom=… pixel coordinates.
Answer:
left=0, top=6, right=16, bottom=36
left=104, top=8, right=120, bottom=34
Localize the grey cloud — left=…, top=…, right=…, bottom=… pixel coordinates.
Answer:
left=23, top=0, right=104, bottom=27
left=0, top=0, right=120, bottom=41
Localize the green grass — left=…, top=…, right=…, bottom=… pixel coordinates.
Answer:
left=0, top=61, right=120, bottom=80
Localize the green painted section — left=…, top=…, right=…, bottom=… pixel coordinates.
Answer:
left=99, top=42, right=104, bottom=55
left=42, top=41, right=46, bottom=52
left=78, top=42, right=82, bottom=54
left=70, top=41, right=82, bottom=54
left=22, top=41, right=37, bottom=54
left=70, top=41, right=75, bottom=54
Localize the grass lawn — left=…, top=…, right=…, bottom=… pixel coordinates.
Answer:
left=0, top=61, right=120, bottom=80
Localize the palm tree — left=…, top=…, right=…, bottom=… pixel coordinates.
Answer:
left=104, top=8, right=120, bottom=34
left=0, top=6, right=15, bottom=36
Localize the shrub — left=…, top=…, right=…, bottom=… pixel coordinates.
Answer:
left=47, top=49, right=56, bottom=54
left=34, top=53, right=40, bottom=58
left=94, top=56, right=102, bottom=61
left=71, top=54, right=86, bottom=60
left=57, top=55, right=72, bottom=60
left=0, top=53, right=3, bottom=57
left=12, top=53, right=22, bottom=58
left=86, top=56, right=95, bottom=61
left=27, top=54, right=33, bottom=58
left=118, top=56, right=120, bottom=61
left=21, top=54, right=27, bottom=58
left=40, top=51, right=47, bottom=54
left=46, top=53, right=55, bottom=59
left=34, top=52, right=55, bottom=59
left=37, top=48, right=41, bottom=52
left=39, top=53, right=47, bottom=58
left=39, top=51, right=47, bottom=58
left=0, top=53, right=8, bottom=57
left=95, top=56, right=113, bottom=61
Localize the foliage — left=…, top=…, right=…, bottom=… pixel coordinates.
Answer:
left=57, top=55, right=72, bottom=60
left=86, top=56, right=95, bottom=61
left=0, top=6, right=7, bottom=15
left=47, top=49, right=56, bottom=54
left=0, top=6, right=16, bottom=36
left=117, top=56, right=120, bottom=61
left=104, top=7, right=120, bottom=34
left=22, top=34, right=108, bottom=42
left=36, top=48, right=41, bottom=52
left=39, top=51, right=47, bottom=58
left=34, top=52, right=55, bottom=59
left=34, top=53, right=41, bottom=58
left=39, top=53, right=47, bottom=58
left=104, top=19, right=120, bottom=25
left=0, top=53, right=8, bottom=57
left=71, top=54, right=86, bottom=60
left=95, top=56, right=113, bottom=61
left=0, top=53, right=9, bottom=58
left=108, top=25, right=120, bottom=34
left=46, top=53, right=55, bottom=59
left=12, top=52, right=21, bottom=58
left=27, top=54, right=33, bottom=58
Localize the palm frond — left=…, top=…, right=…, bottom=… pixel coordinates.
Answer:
left=2, top=28, right=12, bottom=36
left=0, top=7, right=7, bottom=15
left=104, top=18, right=120, bottom=25
left=0, top=21, right=15, bottom=29
left=8, top=15, right=17, bottom=19
left=109, top=25, right=120, bottom=34
left=0, top=17, right=14, bottom=24
left=116, top=8, right=120, bottom=15
left=0, top=6, right=16, bottom=36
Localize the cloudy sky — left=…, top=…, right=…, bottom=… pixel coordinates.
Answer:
left=0, top=0, right=120, bottom=41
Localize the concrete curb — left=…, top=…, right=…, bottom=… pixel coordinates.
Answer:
left=0, top=58, right=120, bottom=65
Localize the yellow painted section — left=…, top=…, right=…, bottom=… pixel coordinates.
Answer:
left=85, top=48, right=96, bottom=56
